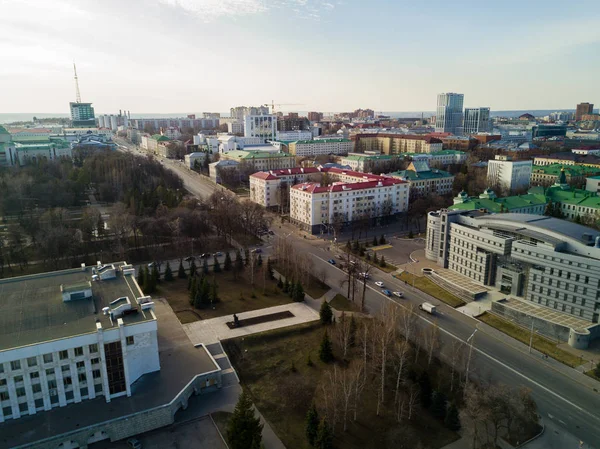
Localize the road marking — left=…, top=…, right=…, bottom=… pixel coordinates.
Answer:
left=311, top=251, right=600, bottom=425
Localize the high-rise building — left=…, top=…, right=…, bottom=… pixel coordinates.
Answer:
left=575, top=103, right=594, bottom=121
left=435, top=93, right=464, bottom=135
left=307, top=111, right=323, bottom=122
left=230, top=106, right=269, bottom=120
left=244, top=114, right=277, bottom=141
left=487, top=155, right=532, bottom=192
left=463, top=107, right=491, bottom=134
left=277, top=113, right=309, bottom=132
left=70, top=102, right=96, bottom=128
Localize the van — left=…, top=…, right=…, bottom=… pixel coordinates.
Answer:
left=419, top=302, right=436, bottom=314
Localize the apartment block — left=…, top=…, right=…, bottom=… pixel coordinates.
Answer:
left=352, top=133, right=443, bottom=154
left=288, top=139, right=353, bottom=157
left=487, top=155, right=533, bottom=191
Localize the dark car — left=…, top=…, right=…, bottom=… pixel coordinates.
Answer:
left=328, top=259, right=336, bottom=264
left=184, top=256, right=195, bottom=262
left=214, top=252, right=223, bottom=257
left=252, top=248, right=262, bottom=253
left=382, top=289, right=392, bottom=297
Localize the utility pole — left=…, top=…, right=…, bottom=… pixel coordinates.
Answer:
left=464, top=328, right=478, bottom=396
left=528, top=319, right=535, bottom=354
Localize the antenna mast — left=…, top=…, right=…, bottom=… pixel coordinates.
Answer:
left=73, top=63, right=82, bottom=103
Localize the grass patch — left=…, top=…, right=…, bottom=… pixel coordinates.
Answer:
left=305, top=275, right=330, bottom=300
left=157, top=270, right=293, bottom=323
left=329, top=294, right=360, bottom=312
left=395, top=272, right=465, bottom=308
left=585, top=370, right=600, bottom=382
left=211, top=411, right=232, bottom=440
left=479, top=312, right=582, bottom=368
left=222, top=321, right=459, bottom=449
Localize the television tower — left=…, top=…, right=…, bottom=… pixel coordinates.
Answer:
left=73, top=63, right=82, bottom=103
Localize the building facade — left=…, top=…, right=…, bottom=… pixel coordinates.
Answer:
left=70, top=103, right=96, bottom=128
left=352, top=133, right=443, bottom=155
left=244, top=115, right=277, bottom=141
left=275, top=130, right=313, bottom=141
left=531, top=164, right=600, bottom=187
left=576, top=103, right=594, bottom=121
left=487, top=155, right=533, bottom=192
left=387, top=160, right=454, bottom=196
left=463, top=107, right=491, bottom=134
left=288, top=139, right=353, bottom=157
left=435, top=93, right=464, bottom=135
left=220, top=150, right=296, bottom=172
left=307, top=112, right=323, bottom=122
left=0, top=262, right=160, bottom=422
left=426, top=211, right=600, bottom=326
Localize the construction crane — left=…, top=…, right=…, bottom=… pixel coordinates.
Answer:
left=265, top=100, right=305, bottom=114
left=73, top=63, right=82, bottom=103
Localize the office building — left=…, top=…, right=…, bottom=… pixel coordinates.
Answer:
left=0, top=129, right=72, bottom=166
left=288, top=139, right=353, bottom=157
left=487, top=155, right=533, bottom=192
left=276, top=130, right=313, bottom=141
left=308, top=112, right=323, bottom=122
left=289, top=169, right=409, bottom=234
left=244, top=115, right=277, bottom=141
left=387, top=160, right=454, bottom=196
left=184, top=152, right=208, bottom=169
left=426, top=210, right=600, bottom=333
left=531, top=164, right=600, bottom=187
left=340, top=154, right=395, bottom=172
left=352, top=133, right=443, bottom=154
left=70, top=103, right=96, bottom=128
left=0, top=262, right=159, bottom=422
left=532, top=124, right=567, bottom=139
left=220, top=150, right=296, bottom=172
left=209, top=159, right=240, bottom=184
left=131, top=117, right=219, bottom=132
left=534, top=152, right=600, bottom=168
left=576, top=103, right=594, bottom=121
left=230, top=106, right=270, bottom=120
left=463, top=107, right=491, bottom=134
left=586, top=176, right=600, bottom=194
left=435, top=93, right=464, bottom=135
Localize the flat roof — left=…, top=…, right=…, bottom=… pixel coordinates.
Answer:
left=0, top=263, right=152, bottom=351
left=0, top=299, right=220, bottom=448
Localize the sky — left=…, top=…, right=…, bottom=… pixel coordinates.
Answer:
left=1, top=0, right=600, bottom=114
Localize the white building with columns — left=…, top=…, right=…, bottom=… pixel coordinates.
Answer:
left=0, top=262, right=159, bottom=422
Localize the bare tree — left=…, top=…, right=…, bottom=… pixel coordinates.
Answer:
left=398, top=302, right=417, bottom=342
left=334, top=312, right=353, bottom=359
left=407, top=382, right=420, bottom=420
left=351, top=360, right=367, bottom=421
left=449, top=340, right=466, bottom=393
left=374, top=302, right=397, bottom=416
left=393, top=339, right=411, bottom=407
left=424, top=321, right=440, bottom=366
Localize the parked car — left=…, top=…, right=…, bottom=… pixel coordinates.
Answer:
left=214, top=252, right=223, bottom=257
left=382, top=289, right=392, bottom=297
left=184, top=256, right=195, bottom=262
left=251, top=248, right=262, bottom=253
left=200, top=253, right=209, bottom=258
left=393, top=291, right=404, bottom=298
left=375, top=281, right=385, bottom=288
left=147, top=262, right=156, bottom=268
left=358, top=272, right=370, bottom=279
left=127, top=438, right=142, bottom=449
left=328, top=259, right=336, bottom=264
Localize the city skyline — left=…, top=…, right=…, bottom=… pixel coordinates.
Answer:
left=2, top=0, right=600, bottom=113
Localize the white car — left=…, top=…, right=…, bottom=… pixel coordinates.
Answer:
left=375, top=281, right=384, bottom=288
left=393, top=291, right=404, bottom=298
left=358, top=272, right=370, bottom=279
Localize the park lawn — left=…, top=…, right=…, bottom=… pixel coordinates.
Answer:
left=396, top=272, right=465, bottom=308
left=478, top=312, right=581, bottom=368
left=222, top=322, right=458, bottom=449
left=304, top=274, right=330, bottom=300
left=329, top=294, right=360, bottom=312
left=157, top=271, right=293, bottom=323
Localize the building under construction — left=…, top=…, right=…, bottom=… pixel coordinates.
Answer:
left=69, top=64, right=96, bottom=128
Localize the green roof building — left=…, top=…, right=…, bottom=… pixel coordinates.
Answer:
left=530, top=163, right=600, bottom=188
left=220, top=149, right=296, bottom=172
left=388, top=160, right=455, bottom=195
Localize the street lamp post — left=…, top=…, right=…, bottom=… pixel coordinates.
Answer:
left=528, top=319, right=535, bottom=354
left=464, top=328, right=478, bottom=395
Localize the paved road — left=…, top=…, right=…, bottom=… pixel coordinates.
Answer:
left=117, top=136, right=600, bottom=447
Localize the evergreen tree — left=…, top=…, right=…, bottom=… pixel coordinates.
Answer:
left=379, top=234, right=385, bottom=245
left=189, top=260, right=197, bottom=277
left=593, top=361, right=600, bottom=378
left=210, top=277, right=219, bottom=304
left=408, top=230, right=414, bottom=239
left=224, top=252, right=232, bottom=271
left=544, top=200, right=553, bottom=217
left=293, top=282, right=305, bottom=302
left=365, top=252, right=371, bottom=261
left=277, top=277, right=284, bottom=289
left=288, top=280, right=295, bottom=297
left=257, top=254, right=263, bottom=266
left=352, top=240, right=359, bottom=252
left=245, top=248, right=250, bottom=266
left=315, top=418, right=333, bottom=449
left=372, top=252, right=378, bottom=265
left=349, top=315, right=357, bottom=347
left=359, top=246, right=365, bottom=257
left=431, top=391, right=447, bottom=420
left=320, top=300, right=333, bottom=324
left=187, top=273, right=193, bottom=290
left=319, top=331, right=334, bottom=363
left=203, top=257, right=209, bottom=275
left=189, top=276, right=198, bottom=306
left=213, top=256, right=221, bottom=272
left=418, top=372, right=433, bottom=409
left=345, top=241, right=352, bottom=252
left=151, top=263, right=160, bottom=286
left=178, top=260, right=187, bottom=279
left=143, top=266, right=152, bottom=293
left=137, top=266, right=144, bottom=287
left=306, top=403, right=320, bottom=447
left=96, top=215, right=105, bottom=237
left=445, top=403, right=461, bottom=431
left=226, top=390, right=263, bottom=449
left=373, top=236, right=378, bottom=246
left=164, top=262, right=174, bottom=281
left=379, top=255, right=386, bottom=267
left=235, top=249, right=244, bottom=273
left=195, top=277, right=211, bottom=308
left=267, top=257, right=274, bottom=280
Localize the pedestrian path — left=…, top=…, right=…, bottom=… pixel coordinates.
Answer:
left=182, top=302, right=320, bottom=345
